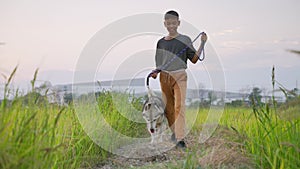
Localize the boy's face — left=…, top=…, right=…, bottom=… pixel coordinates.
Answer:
left=164, top=18, right=180, bottom=35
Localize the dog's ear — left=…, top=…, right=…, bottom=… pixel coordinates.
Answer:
left=142, top=98, right=149, bottom=112
left=144, top=103, right=151, bottom=111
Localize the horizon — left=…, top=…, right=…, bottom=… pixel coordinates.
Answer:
left=0, top=76, right=289, bottom=101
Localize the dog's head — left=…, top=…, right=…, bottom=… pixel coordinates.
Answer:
left=142, top=89, right=165, bottom=133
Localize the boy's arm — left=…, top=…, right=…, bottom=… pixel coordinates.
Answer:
left=152, top=41, right=162, bottom=79
left=191, top=33, right=207, bottom=64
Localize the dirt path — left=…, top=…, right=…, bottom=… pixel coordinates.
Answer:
left=93, top=126, right=254, bottom=169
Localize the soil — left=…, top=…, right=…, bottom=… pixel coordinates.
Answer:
left=92, top=126, right=254, bottom=169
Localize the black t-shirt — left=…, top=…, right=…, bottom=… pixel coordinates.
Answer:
left=155, top=34, right=196, bottom=71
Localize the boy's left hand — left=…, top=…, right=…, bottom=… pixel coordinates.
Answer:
left=201, top=33, right=207, bottom=43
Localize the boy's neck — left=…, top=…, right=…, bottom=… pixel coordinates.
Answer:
left=165, top=32, right=179, bottom=40
left=168, top=32, right=179, bottom=37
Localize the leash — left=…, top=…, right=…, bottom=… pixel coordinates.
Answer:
left=146, top=32, right=206, bottom=88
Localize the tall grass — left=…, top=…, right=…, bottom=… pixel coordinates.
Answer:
left=217, top=67, right=300, bottom=169
left=0, top=67, right=104, bottom=169
left=218, top=107, right=300, bottom=168
left=0, top=67, right=148, bottom=168
left=96, top=91, right=147, bottom=138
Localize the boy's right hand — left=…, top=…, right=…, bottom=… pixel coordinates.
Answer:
left=151, top=72, right=158, bottom=79
left=150, top=69, right=160, bottom=79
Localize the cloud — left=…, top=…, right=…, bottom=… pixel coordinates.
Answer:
left=221, top=40, right=256, bottom=49
left=211, top=27, right=241, bottom=37
left=266, top=38, right=300, bottom=46
left=37, top=70, right=74, bottom=85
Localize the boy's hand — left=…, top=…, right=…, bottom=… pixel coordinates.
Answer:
left=151, top=72, right=158, bottom=79
left=201, top=33, right=207, bottom=43
left=150, top=69, right=160, bottom=79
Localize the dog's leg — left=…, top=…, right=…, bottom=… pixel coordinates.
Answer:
left=157, top=125, right=162, bottom=142
left=159, top=123, right=166, bottom=142
left=154, top=132, right=158, bottom=144
left=151, top=133, right=155, bottom=144
left=159, top=130, right=163, bottom=142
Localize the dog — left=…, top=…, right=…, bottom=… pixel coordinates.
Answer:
left=142, top=88, right=166, bottom=144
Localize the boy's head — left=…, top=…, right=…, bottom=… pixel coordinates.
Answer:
left=164, top=10, right=180, bottom=35
left=164, top=10, right=179, bottom=20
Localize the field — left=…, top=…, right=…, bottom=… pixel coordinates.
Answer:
left=1, top=91, right=299, bottom=168
left=0, top=70, right=299, bottom=168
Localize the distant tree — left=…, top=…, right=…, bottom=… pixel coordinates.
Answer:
left=231, top=100, right=243, bottom=107
left=239, top=86, right=251, bottom=101
left=198, top=83, right=206, bottom=102
left=248, top=87, right=262, bottom=106
left=291, top=88, right=299, bottom=95
left=35, top=81, right=52, bottom=96
left=208, top=91, right=217, bottom=104
left=283, top=88, right=299, bottom=102
left=22, top=91, right=47, bottom=105
left=63, top=93, right=73, bottom=104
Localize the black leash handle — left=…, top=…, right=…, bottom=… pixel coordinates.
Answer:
left=198, top=43, right=205, bottom=61
left=146, top=69, right=161, bottom=88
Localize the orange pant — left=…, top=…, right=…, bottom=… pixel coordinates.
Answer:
left=160, top=70, right=187, bottom=140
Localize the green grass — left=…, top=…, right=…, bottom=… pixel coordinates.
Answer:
left=0, top=66, right=299, bottom=168
left=217, top=104, right=299, bottom=169
left=0, top=67, right=104, bottom=168
left=1, top=92, right=299, bottom=168
left=185, top=103, right=299, bottom=169
left=0, top=94, right=104, bottom=169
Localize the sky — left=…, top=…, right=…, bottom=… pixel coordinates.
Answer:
left=0, top=0, right=300, bottom=94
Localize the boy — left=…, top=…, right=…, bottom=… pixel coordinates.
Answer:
left=151, top=10, right=207, bottom=148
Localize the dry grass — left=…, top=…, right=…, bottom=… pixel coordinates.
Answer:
left=197, top=126, right=254, bottom=169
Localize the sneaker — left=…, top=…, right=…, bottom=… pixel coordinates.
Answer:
left=176, top=140, right=186, bottom=148
left=171, top=133, right=176, bottom=142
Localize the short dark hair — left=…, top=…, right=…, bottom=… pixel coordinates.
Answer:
left=164, top=10, right=179, bottom=20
